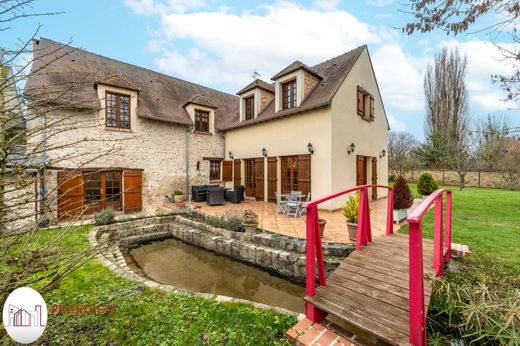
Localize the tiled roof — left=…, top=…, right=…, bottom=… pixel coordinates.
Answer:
left=185, top=94, right=217, bottom=109
left=25, top=38, right=239, bottom=129
left=271, top=60, right=322, bottom=81
left=26, top=39, right=368, bottom=131
left=236, top=79, right=275, bottom=95
left=221, top=45, right=366, bottom=130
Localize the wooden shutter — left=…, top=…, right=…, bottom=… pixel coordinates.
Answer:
left=233, top=159, right=241, bottom=187
left=356, top=156, right=366, bottom=186
left=372, top=157, right=378, bottom=200
left=123, top=170, right=142, bottom=213
left=267, top=157, right=277, bottom=202
left=58, top=170, right=84, bottom=220
left=357, top=86, right=364, bottom=116
left=369, top=96, right=375, bottom=121
left=222, top=160, right=232, bottom=181
left=255, top=157, right=264, bottom=201
left=297, top=154, right=311, bottom=196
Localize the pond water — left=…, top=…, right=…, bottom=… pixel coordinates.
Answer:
left=125, top=238, right=306, bottom=313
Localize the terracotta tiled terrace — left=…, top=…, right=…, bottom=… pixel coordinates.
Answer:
left=164, top=196, right=410, bottom=244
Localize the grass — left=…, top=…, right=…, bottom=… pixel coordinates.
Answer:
left=1, top=226, right=295, bottom=345
left=400, top=183, right=520, bottom=267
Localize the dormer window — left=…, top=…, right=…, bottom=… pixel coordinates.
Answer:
left=106, top=92, right=130, bottom=129
left=245, top=96, right=254, bottom=120
left=194, top=109, right=209, bottom=132
left=282, top=79, right=296, bottom=110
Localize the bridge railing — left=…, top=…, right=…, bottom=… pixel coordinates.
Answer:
left=302, top=184, right=394, bottom=322
left=407, top=189, right=452, bottom=346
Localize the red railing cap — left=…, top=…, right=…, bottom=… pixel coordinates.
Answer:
left=303, top=184, right=393, bottom=208
left=407, top=189, right=452, bottom=223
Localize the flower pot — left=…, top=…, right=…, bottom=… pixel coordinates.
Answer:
left=174, top=194, right=185, bottom=203
left=319, top=218, right=327, bottom=238
left=346, top=222, right=357, bottom=241
left=393, top=208, right=408, bottom=223
left=243, top=224, right=258, bottom=233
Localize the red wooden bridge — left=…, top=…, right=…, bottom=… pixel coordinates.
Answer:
left=302, top=185, right=452, bottom=346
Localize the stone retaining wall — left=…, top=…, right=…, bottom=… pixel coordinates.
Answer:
left=95, top=212, right=354, bottom=282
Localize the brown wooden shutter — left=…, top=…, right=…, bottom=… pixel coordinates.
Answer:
left=372, top=157, right=378, bottom=200
left=222, top=160, right=232, bottom=181
left=297, top=154, right=311, bottom=196
left=255, top=157, right=264, bottom=201
left=357, top=86, right=364, bottom=116
left=267, top=157, right=277, bottom=202
left=233, top=159, right=241, bottom=187
left=58, top=170, right=84, bottom=220
left=369, top=96, right=375, bottom=121
left=123, top=170, right=142, bottom=213
left=356, top=156, right=366, bottom=186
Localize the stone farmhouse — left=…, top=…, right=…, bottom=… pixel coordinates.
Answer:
left=25, top=38, right=389, bottom=220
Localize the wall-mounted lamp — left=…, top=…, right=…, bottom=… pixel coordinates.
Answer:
left=379, top=149, right=386, bottom=158
left=307, top=142, right=314, bottom=155
left=261, top=147, right=268, bottom=157
left=347, top=143, right=356, bottom=155
left=228, top=151, right=233, bottom=160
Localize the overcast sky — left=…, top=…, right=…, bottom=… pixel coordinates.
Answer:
left=4, top=0, right=520, bottom=138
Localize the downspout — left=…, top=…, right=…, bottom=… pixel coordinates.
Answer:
left=185, top=126, right=190, bottom=199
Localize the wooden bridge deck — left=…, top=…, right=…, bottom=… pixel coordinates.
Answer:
left=305, top=234, right=440, bottom=345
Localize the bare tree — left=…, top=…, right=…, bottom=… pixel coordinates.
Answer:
left=0, top=0, right=123, bottom=312
left=501, top=139, right=520, bottom=189
left=474, top=113, right=513, bottom=169
left=423, top=47, right=472, bottom=189
left=388, top=131, right=418, bottom=178
left=404, top=0, right=520, bottom=100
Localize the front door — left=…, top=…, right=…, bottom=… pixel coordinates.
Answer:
left=245, top=159, right=256, bottom=197
left=84, top=171, right=122, bottom=213
left=356, top=156, right=367, bottom=186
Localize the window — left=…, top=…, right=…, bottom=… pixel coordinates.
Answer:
left=356, top=86, right=374, bottom=122
left=106, top=92, right=130, bottom=129
left=105, top=172, right=121, bottom=202
left=282, top=80, right=296, bottom=110
left=244, top=96, right=254, bottom=120
left=195, top=109, right=210, bottom=132
left=245, top=159, right=256, bottom=189
left=210, top=160, right=220, bottom=180
left=84, top=173, right=102, bottom=204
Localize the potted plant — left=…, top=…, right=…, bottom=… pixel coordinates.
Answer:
left=173, top=189, right=185, bottom=203
left=393, top=177, right=414, bottom=223
left=342, top=192, right=360, bottom=241
left=243, top=209, right=258, bottom=233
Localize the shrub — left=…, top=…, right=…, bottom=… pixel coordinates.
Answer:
left=243, top=209, right=258, bottom=225
left=388, top=174, right=396, bottom=183
left=417, top=172, right=438, bottom=195
left=342, top=192, right=359, bottom=223
left=173, top=190, right=184, bottom=196
left=94, top=207, right=115, bottom=225
left=207, top=212, right=244, bottom=232
left=393, top=177, right=414, bottom=210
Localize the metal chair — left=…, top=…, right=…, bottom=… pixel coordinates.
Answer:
left=275, top=192, right=287, bottom=214
left=285, top=193, right=301, bottom=218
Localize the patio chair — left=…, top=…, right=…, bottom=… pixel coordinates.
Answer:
left=298, top=193, right=311, bottom=216
left=275, top=192, right=287, bottom=214
left=225, top=185, right=245, bottom=203
left=207, top=188, right=225, bottom=206
left=285, top=193, right=301, bottom=218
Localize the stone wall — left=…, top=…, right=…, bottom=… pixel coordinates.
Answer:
left=2, top=173, right=35, bottom=234
left=405, top=169, right=520, bottom=189
left=259, top=89, right=274, bottom=112
left=95, top=213, right=354, bottom=283
left=303, top=70, right=319, bottom=98
left=27, top=107, right=225, bottom=216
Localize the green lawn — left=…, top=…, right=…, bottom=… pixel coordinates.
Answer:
left=1, top=227, right=295, bottom=345
left=400, top=184, right=520, bottom=267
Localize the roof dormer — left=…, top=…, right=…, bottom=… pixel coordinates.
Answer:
left=271, top=61, right=321, bottom=112
left=236, top=79, right=274, bottom=122
left=183, top=94, right=217, bottom=134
